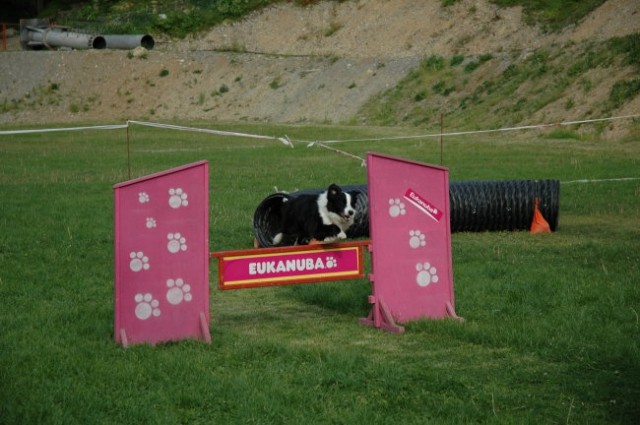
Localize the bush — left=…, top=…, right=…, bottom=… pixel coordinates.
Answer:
left=609, top=34, right=640, bottom=68
left=421, top=55, right=445, bottom=72
left=450, top=55, right=464, bottom=67
left=609, top=79, right=640, bottom=108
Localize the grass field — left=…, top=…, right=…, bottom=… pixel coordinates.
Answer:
left=1, top=121, right=639, bottom=424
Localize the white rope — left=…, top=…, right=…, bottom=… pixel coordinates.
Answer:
left=2, top=118, right=638, bottom=183
left=0, top=121, right=293, bottom=147
left=0, top=124, right=127, bottom=135
left=126, top=120, right=293, bottom=147
left=562, top=177, right=640, bottom=184
left=307, top=141, right=366, bottom=167
left=2, top=114, right=636, bottom=144
left=312, top=113, right=640, bottom=145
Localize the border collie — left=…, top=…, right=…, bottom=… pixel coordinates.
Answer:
left=273, top=184, right=357, bottom=246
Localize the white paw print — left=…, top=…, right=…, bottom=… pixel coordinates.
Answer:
left=146, top=217, right=156, bottom=229
left=416, top=262, right=439, bottom=287
left=409, top=230, right=426, bottom=248
left=167, top=232, right=187, bottom=253
left=134, top=293, right=161, bottom=320
left=129, top=251, right=150, bottom=272
left=166, top=278, right=192, bottom=305
left=168, top=188, right=189, bottom=209
left=138, top=192, right=150, bottom=203
left=325, top=256, right=338, bottom=269
left=388, top=198, right=406, bottom=217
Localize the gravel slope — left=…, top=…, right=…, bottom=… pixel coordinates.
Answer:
left=0, top=0, right=638, bottom=128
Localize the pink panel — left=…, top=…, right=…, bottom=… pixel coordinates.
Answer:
left=113, top=161, right=209, bottom=346
left=367, top=153, right=455, bottom=322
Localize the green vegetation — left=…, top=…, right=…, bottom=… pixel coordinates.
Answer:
left=324, top=21, right=344, bottom=37
left=269, top=77, right=282, bottom=89
left=358, top=35, right=640, bottom=133
left=0, top=82, right=62, bottom=113
left=491, top=0, right=608, bottom=31
left=609, top=33, right=640, bottom=68
left=609, top=79, right=640, bottom=109
left=1, top=121, right=639, bottom=424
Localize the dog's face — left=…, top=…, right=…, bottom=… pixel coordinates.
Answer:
left=326, top=184, right=356, bottom=227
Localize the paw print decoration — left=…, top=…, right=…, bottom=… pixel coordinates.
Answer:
left=168, top=188, right=188, bottom=209
left=167, top=232, right=188, bottom=253
left=166, top=278, right=192, bottom=305
left=129, top=251, right=150, bottom=272
left=388, top=198, right=406, bottom=218
left=416, top=262, right=439, bottom=287
left=134, top=293, right=161, bottom=320
left=409, top=230, right=426, bottom=249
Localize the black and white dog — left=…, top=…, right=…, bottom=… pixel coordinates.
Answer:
left=272, top=184, right=357, bottom=246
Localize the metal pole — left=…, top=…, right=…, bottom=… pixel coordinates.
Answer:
left=126, top=124, right=132, bottom=180
left=440, top=113, right=444, bottom=165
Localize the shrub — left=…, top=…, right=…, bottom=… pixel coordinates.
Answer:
left=609, top=79, right=640, bottom=108
left=421, top=55, right=445, bottom=71
left=464, top=61, right=479, bottom=73
left=609, top=33, right=640, bottom=68
left=414, top=90, right=427, bottom=102
left=450, top=55, right=464, bottom=67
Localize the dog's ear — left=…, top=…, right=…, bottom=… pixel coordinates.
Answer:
left=328, top=184, right=342, bottom=196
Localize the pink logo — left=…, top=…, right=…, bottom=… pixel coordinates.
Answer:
left=214, top=243, right=367, bottom=290
left=404, top=188, right=443, bottom=222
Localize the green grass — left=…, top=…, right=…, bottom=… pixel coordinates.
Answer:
left=1, top=121, right=639, bottom=424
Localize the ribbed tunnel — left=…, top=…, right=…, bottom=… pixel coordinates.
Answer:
left=253, top=180, right=560, bottom=247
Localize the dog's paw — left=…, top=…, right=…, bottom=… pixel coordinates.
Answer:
left=322, top=236, right=338, bottom=243
left=273, top=233, right=283, bottom=245
left=337, top=231, right=347, bottom=239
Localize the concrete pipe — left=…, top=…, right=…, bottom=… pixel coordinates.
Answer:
left=25, top=26, right=105, bottom=50
left=103, top=34, right=155, bottom=50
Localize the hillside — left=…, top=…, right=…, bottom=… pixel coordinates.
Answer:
left=1, top=0, right=639, bottom=139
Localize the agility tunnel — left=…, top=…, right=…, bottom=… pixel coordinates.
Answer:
left=253, top=180, right=560, bottom=247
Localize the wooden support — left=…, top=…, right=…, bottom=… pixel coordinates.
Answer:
left=119, top=328, right=129, bottom=348
left=200, top=312, right=212, bottom=344
left=446, top=301, right=464, bottom=322
left=359, top=295, right=405, bottom=334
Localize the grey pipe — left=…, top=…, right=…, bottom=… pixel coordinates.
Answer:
left=25, top=26, right=106, bottom=50
left=20, top=19, right=152, bottom=50
left=103, top=34, right=155, bottom=50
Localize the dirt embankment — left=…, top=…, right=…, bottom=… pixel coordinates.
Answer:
left=0, top=0, right=638, bottom=129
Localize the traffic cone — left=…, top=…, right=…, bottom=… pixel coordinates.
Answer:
left=530, top=197, right=551, bottom=234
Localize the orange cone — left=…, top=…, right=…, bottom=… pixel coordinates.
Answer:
left=530, top=197, right=551, bottom=234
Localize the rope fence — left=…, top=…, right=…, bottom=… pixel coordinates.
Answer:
left=1, top=114, right=638, bottom=184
